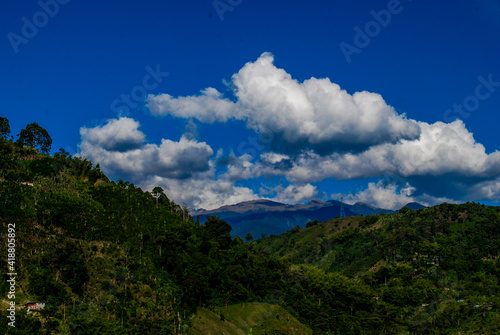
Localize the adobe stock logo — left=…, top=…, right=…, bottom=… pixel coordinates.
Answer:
left=339, top=0, right=410, bottom=64
left=7, top=0, right=71, bottom=54
left=110, top=65, right=169, bottom=114
left=443, top=74, right=500, bottom=122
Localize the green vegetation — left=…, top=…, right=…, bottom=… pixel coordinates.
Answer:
left=15, top=122, right=52, bottom=154
left=255, top=205, right=500, bottom=334
left=0, top=119, right=499, bottom=334
left=190, top=302, right=312, bottom=335
left=0, top=135, right=283, bottom=334
left=0, top=116, right=10, bottom=140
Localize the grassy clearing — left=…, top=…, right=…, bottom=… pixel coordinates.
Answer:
left=190, top=302, right=312, bottom=335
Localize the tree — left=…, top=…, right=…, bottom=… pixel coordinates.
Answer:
left=151, top=186, right=171, bottom=209
left=205, top=216, right=232, bottom=237
left=399, top=206, right=410, bottom=214
left=152, top=186, right=164, bottom=194
left=306, top=220, right=320, bottom=228
left=245, top=233, right=253, bottom=241
left=16, top=122, right=52, bottom=153
left=204, top=216, right=233, bottom=248
left=57, top=147, right=70, bottom=158
left=0, top=117, right=10, bottom=139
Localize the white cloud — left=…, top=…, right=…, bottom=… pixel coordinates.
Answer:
left=260, top=152, right=290, bottom=164
left=248, top=119, right=500, bottom=202
left=80, top=117, right=145, bottom=152
left=148, top=87, right=237, bottom=123
left=79, top=117, right=213, bottom=180
left=79, top=117, right=260, bottom=210
left=80, top=55, right=500, bottom=209
left=273, top=184, right=318, bottom=203
left=334, top=180, right=455, bottom=210
left=147, top=52, right=420, bottom=154
left=142, top=175, right=258, bottom=210
left=282, top=120, right=498, bottom=182
left=218, top=153, right=255, bottom=182
left=468, top=177, right=500, bottom=201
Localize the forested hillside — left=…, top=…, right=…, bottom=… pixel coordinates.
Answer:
left=0, top=137, right=285, bottom=334
left=1, top=132, right=499, bottom=334
left=255, top=204, right=500, bottom=333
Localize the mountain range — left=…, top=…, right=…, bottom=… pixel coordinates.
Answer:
left=191, top=199, right=425, bottom=238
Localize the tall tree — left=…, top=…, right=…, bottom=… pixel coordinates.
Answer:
left=152, top=186, right=171, bottom=209
left=0, top=116, right=10, bottom=139
left=16, top=122, right=52, bottom=154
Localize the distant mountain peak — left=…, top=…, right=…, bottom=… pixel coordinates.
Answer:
left=190, top=199, right=287, bottom=215
left=402, top=202, right=426, bottom=210
left=248, top=199, right=286, bottom=206
left=353, top=202, right=377, bottom=209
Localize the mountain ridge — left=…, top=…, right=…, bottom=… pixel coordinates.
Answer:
left=190, top=198, right=412, bottom=238
left=191, top=198, right=403, bottom=216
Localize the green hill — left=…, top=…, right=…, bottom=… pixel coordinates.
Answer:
left=0, top=138, right=286, bottom=334
left=1, top=136, right=500, bottom=334
left=190, top=302, right=312, bottom=335
left=254, top=204, right=500, bottom=333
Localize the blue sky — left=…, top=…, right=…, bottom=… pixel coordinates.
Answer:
left=2, top=0, right=500, bottom=210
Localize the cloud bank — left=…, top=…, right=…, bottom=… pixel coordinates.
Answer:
left=80, top=117, right=214, bottom=180
left=79, top=117, right=259, bottom=209
left=78, top=53, right=500, bottom=210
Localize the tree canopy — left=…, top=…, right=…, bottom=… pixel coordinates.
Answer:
left=16, top=122, right=52, bottom=154
left=0, top=116, right=10, bottom=139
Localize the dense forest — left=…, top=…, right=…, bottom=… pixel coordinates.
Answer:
left=0, top=118, right=499, bottom=334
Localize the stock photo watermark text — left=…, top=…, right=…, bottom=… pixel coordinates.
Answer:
left=443, top=74, right=499, bottom=122
left=111, top=64, right=169, bottom=114
left=6, top=223, right=17, bottom=328
left=339, top=0, right=412, bottom=64
left=212, top=0, right=243, bottom=21
left=7, top=0, right=71, bottom=54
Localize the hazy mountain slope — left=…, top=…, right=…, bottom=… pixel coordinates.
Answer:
left=404, top=202, right=427, bottom=210
left=193, top=199, right=397, bottom=238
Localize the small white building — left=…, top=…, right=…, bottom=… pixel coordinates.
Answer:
left=25, top=301, right=45, bottom=313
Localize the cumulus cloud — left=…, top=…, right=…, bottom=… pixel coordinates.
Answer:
left=334, top=180, right=455, bottom=210
left=80, top=117, right=145, bottom=152
left=79, top=117, right=261, bottom=209
left=281, top=120, right=498, bottom=181
left=467, top=177, right=500, bottom=201
left=147, top=52, right=420, bottom=154
left=79, top=117, right=213, bottom=180
left=79, top=55, right=500, bottom=209
left=142, top=175, right=258, bottom=211
left=265, top=184, right=319, bottom=203
left=246, top=119, right=500, bottom=202
left=218, top=153, right=255, bottom=182
left=148, top=87, right=237, bottom=123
